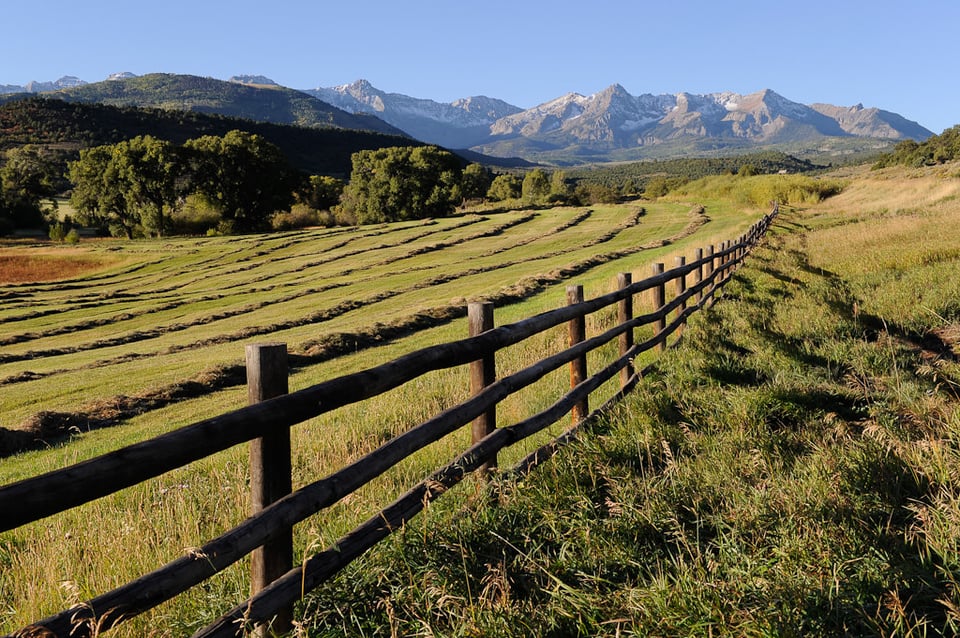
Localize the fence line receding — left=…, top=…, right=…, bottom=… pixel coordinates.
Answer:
left=2, top=204, right=777, bottom=638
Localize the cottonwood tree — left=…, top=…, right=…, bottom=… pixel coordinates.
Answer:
left=300, top=175, right=345, bottom=211
left=69, top=145, right=139, bottom=238
left=460, top=163, right=492, bottom=202
left=486, top=173, right=521, bottom=201
left=115, top=136, right=182, bottom=236
left=521, top=168, right=551, bottom=204
left=0, top=145, right=60, bottom=231
left=68, top=136, right=182, bottom=238
left=338, top=146, right=463, bottom=224
left=184, top=130, right=298, bottom=233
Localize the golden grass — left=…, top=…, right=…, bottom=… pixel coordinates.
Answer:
left=0, top=249, right=121, bottom=283
left=0, top=201, right=764, bottom=636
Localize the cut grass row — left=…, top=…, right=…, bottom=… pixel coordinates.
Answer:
left=0, top=198, right=761, bottom=635
left=0, top=201, right=732, bottom=434
left=292, top=164, right=960, bottom=636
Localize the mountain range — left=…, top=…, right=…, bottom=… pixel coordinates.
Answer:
left=309, top=80, right=932, bottom=162
left=0, top=73, right=933, bottom=164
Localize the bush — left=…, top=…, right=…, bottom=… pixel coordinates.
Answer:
left=48, top=222, right=67, bottom=242
left=170, top=194, right=222, bottom=235
left=271, top=204, right=322, bottom=230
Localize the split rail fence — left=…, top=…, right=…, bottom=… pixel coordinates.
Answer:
left=2, top=204, right=777, bottom=638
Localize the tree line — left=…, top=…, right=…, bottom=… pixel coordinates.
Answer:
left=67, top=131, right=302, bottom=237
left=1, top=136, right=589, bottom=237
left=873, top=125, right=960, bottom=168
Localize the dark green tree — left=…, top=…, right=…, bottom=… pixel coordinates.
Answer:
left=185, top=130, right=299, bottom=233
left=521, top=168, right=551, bottom=204
left=0, top=145, right=60, bottom=230
left=338, top=146, right=463, bottom=224
left=486, top=174, right=521, bottom=201
left=114, top=136, right=182, bottom=236
left=460, top=163, right=492, bottom=202
left=548, top=169, right=572, bottom=203
left=300, top=175, right=345, bottom=211
left=69, top=145, right=140, bottom=238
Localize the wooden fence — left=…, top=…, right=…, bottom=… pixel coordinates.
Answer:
left=2, top=204, right=777, bottom=638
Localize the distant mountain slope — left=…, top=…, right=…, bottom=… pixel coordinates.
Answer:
left=0, top=73, right=936, bottom=164
left=306, top=79, right=523, bottom=148
left=476, top=86, right=933, bottom=161
left=50, top=73, right=407, bottom=136
left=313, top=80, right=933, bottom=163
left=809, top=102, right=934, bottom=140
left=0, top=96, right=418, bottom=176
left=0, top=75, right=87, bottom=94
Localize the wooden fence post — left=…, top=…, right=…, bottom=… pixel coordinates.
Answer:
left=468, top=302, right=497, bottom=475
left=652, top=263, right=666, bottom=352
left=617, top=273, right=633, bottom=389
left=567, top=285, right=588, bottom=423
left=694, top=248, right=705, bottom=306
left=705, top=245, right=715, bottom=305
left=675, top=256, right=687, bottom=335
left=246, top=343, right=292, bottom=637
left=721, top=241, right=730, bottom=281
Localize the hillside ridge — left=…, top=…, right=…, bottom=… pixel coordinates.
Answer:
left=1, top=73, right=933, bottom=163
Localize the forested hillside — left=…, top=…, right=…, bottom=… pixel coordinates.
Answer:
left=49, top=73, right=405, bottom=136
left=0, top=96, right=417, bottom=176
left=874, top=124, right=960, bottom=167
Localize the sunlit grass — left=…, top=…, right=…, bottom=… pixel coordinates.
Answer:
left=289, top=162, right=960, bottom=636
left=0, top=199, right=764, bottom=636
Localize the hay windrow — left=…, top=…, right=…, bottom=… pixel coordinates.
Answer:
left=0, top=204, right=712, bottom=458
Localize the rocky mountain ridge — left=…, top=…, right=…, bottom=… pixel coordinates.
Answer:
left=0, top=73, right=933, bottom=162
left=306, top=80, right=933, bottom=161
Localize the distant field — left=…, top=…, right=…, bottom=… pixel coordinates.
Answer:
left=0, top=201, right=756, bottom=452
left=0, top=199, right=764, bottom=635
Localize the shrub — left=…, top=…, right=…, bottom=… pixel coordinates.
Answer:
left=170, top=194, right=222, bottom=235
left=271, top=204, right=322, bottom=230
left=48, top=222, right=67, bottom=242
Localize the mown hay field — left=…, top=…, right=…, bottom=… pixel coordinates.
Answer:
left=0, top=199, right=764, bottom=635
left=293, top=164, right=960, bottom=637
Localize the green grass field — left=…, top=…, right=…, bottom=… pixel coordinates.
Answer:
left=289, top=164, right=960, bottom=637
left=0, top=197, right=768, bottom=636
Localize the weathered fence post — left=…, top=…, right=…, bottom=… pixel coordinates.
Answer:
left=652, top=263, right=666, bottom=352
left=617, top=273, right=633, bottom=388
left=468, top=302, right=497, bottom=475
left=695, top=248, right=705, bottom=306
left=567, top=285, right=588, bottom=423
left=675, top=256, right=687, bottom=336
left=246, top=343, right=292, bottom=636
left=705, top=245, right=715, bottom=305
left=716, top=241, right=725, bottom=282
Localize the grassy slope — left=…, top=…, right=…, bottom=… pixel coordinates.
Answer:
left=0, top=199, right=763, bottom=635
left=296, top=164, right=960, bottom=636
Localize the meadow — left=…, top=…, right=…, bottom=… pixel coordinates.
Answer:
left=290, top=164, right=960, bottom=636
left=0, top=196, right=767, bottom=636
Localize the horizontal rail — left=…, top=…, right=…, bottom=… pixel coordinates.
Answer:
left=0, top=244, right=733, bottom=531
left=8, top=202, right=778, bottom=638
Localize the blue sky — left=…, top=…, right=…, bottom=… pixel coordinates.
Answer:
left=2, top=0, right=956, bottom=133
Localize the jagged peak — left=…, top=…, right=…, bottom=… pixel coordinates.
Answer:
left=340, top=78, right=377, bottom=92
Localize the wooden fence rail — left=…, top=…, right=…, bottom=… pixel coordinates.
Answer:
left=5, top=204, right=777, bottom=638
